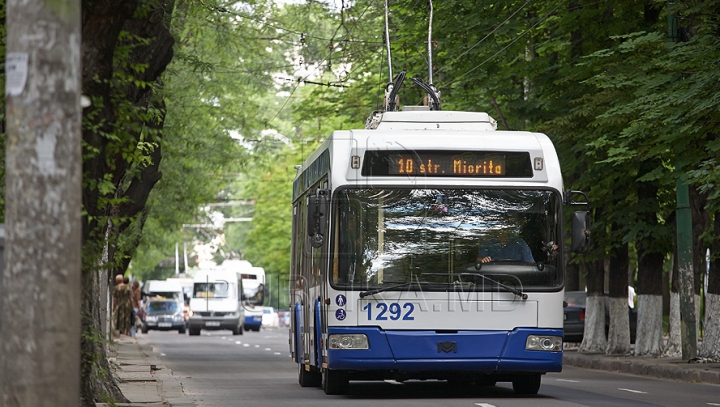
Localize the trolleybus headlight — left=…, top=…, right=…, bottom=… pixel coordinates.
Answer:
left=525, top=335, right=562, bottom=352
left=328, top=334, right=369, bottom=350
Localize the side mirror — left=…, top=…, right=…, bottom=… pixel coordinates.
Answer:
left=571, top=211, right=590, bottom=253
left=307, top=189, right=329, bottom=248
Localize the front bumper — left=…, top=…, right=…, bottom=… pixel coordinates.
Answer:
left=325, top=327, right=563, bottom=374
left=144, top=320, right=185, bottom=330
left=188, top=316, right=240, bottom=330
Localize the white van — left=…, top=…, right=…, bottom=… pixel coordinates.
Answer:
left=143, top=280, right=183, bottom=302
left=144, top=279, right=184, bottom=308
left=188, top=269, right=245, bottom=336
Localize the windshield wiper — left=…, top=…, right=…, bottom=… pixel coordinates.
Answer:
left=359, top=281, right=428, bottom=298
left=454, top=273, right=528, bottom=300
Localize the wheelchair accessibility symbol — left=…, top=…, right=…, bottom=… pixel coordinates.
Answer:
left=335, top=309, right=346, bottom=321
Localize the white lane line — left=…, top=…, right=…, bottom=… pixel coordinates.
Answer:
left=221, top=336, right=227, bottom=340
left=242, top=344, right=250, bottom=347
left=383, top=380, right=404, bottom=385
left=618, top=388, right=647, bottom=394
left=556, top=379, right=579, bottom=383
left=265, top=348, right=272, bottom=351
left=274, top=352, right=282, bottom=355
left=474, top=403, right=497, bottom=407
left=254, top=345, right=260, bottom=348
left=235, top=341, right=242, bottom=344
left=706, top=404, right=720, bottom=406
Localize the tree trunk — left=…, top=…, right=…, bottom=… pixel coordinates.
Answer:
left=700, top=213, right=720, bottom=360
left=663, top=253, right=682, bottom=357
left=690, top=186, right=708, bottom=294
left=81, top=266, right=127, bottom=405
left=690, top=185, right=708, bottom=337
left=579, top=259, right=606, bottom=353
left=635, top=250, right=665, bottom=356
left=607, top=242, right=630, bottom=355
left=79, top=0, right=175, bottom=403
left=3, top=0, right=82, bottom=402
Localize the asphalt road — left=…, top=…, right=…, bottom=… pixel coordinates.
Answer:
left=144, top=328, right=720, bottom=407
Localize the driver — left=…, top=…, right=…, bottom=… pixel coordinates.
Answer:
left=477, top=227, right=535, bottom=264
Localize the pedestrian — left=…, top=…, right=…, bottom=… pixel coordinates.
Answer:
left=131, top=280, right=142, bottom=333
left=124, top=276, right=137, bottom=336
left=112, top=274, right=133, bottom=336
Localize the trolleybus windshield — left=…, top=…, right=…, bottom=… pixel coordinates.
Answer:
left=333, top=188, right=562, bottom=291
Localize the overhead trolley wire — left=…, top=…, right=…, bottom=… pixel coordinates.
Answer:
left=445, top=0, right=567, bottom=89
left=434, top=0, right=531, bottom=77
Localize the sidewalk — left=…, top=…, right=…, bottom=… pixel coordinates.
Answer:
left=563, top=347, right=720, bottom=385
left=97, top=334, right=196, bottom=407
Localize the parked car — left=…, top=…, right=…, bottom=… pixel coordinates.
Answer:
left=563, top=291, right=637, bottom=343
left=262, top=307, right=279, bottom=329
left=142, top=299, right=186, bottom=334
left=563, top=291, right=587, bottom=342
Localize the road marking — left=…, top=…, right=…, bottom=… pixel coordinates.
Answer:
left=235, top=341, right=242, bottom=344
left=383, top=380, right=404, bottom=385
left=221, top=336, right=227, bottom=340
left=274, top=352, right=282, bottom=355
left=474, top=403, right=497, bottom=407
left=265, top=348, right=272, bottom=351
left=160, top=353, right=166, bottom=356
left=254, top=345, right=260, bottom=348
left=618, top=388, right=647, bottom=394
left=556, top=379, right=579, bottom=383
left=706, top=404, right=720, bottom=406
left=243, top=344, right=250, bottom=347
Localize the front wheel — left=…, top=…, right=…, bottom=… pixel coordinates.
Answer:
left=322, top=368, right=349, bottom=395
left=298, top=363, right=321, bottom=387
left=512, top=374, right=541, bottom=395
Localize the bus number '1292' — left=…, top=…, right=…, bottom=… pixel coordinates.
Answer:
left=362, top=302, right=415, bottom=321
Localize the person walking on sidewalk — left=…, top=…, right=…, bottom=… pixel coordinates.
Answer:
left=113, top=274, right=133, bottom=336
left=131, top=280, right=143, bottom=331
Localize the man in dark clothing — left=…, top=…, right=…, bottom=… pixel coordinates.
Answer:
left=478, top=228, right=535, bottom=264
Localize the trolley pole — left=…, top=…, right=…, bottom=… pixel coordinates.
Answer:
left=668, top=1, right=697, bottom=361
left=2, top=0, right=82, bottom=404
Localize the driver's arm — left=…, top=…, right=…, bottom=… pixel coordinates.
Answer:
left=477, top=246, right=492, bottom=263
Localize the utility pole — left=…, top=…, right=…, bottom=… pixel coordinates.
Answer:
left=2, top=0, right=82, bottom=404
left=668, top=1, right=697, bottom=361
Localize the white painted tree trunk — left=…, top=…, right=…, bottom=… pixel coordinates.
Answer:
left=634, top=295, right=664, bottom=356
left=699, top=293, right=720, bottom=361
left=606, top=297, right=631, bottom=355
left=663, top=292, right=682, bottom=357
left=578, top=294, right=607, bottom=353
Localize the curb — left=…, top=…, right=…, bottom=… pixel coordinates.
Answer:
left=563, top=351, right=720, bottom=385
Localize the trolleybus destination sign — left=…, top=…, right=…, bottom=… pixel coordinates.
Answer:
left=362, top=151, right=534, bottom=178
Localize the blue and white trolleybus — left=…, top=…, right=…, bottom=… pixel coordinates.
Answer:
left=289, top=107, right=589, bottom=395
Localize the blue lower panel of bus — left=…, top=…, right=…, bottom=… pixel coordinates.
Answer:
left=326, top=327, right=562, bottom=373
left=244, top=315, right=262, bottom=330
